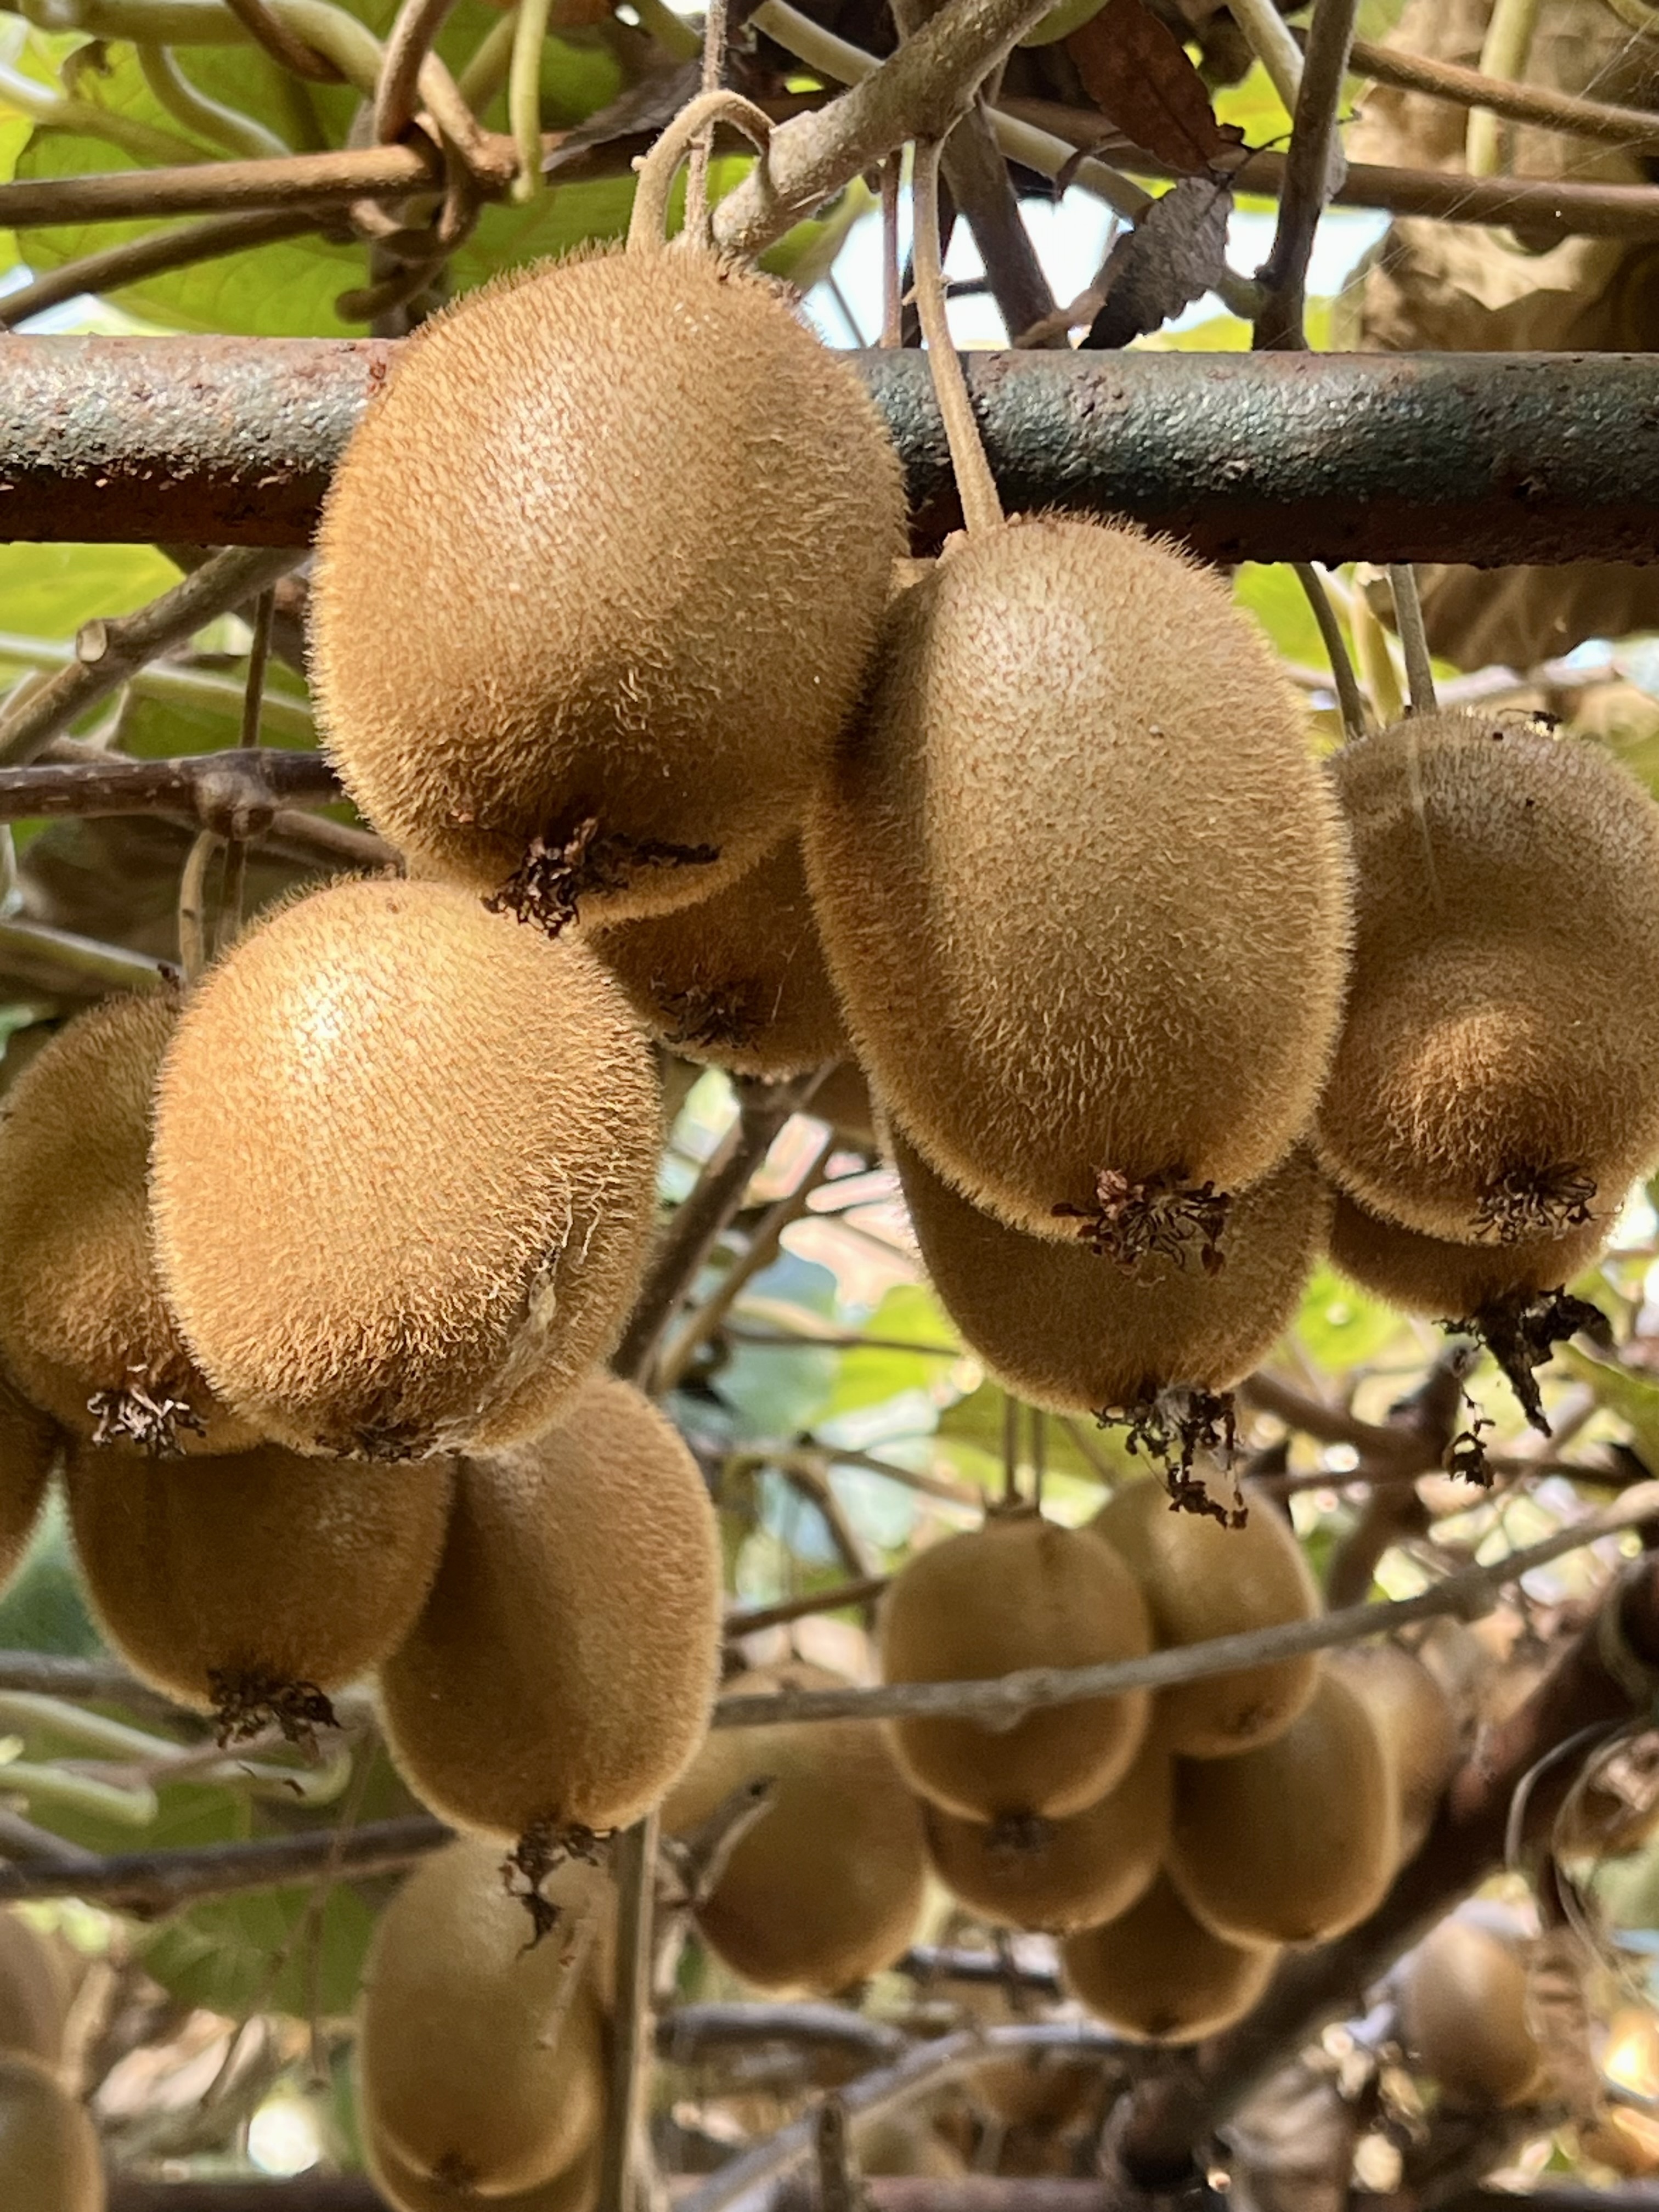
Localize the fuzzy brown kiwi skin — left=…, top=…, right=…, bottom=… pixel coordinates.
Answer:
left=0, top=1372, right=58, bottom=1606
left=149, top=877, right=661, bottom=1461
left=922, top=1726, right=1170, bottom=1933
left=1397, top=1917, right=1544, bottom=2109
left=805, top=517, right=1352, bottom=1251
left=896, top=1131, right=1330, bottom=1416
left=1060, top=1873, right=1279, bottom=2044
left=588, top=838, right=849, bottom=1079
left=663, top=1663, right=928, bottom=1996
left=378, top=1375, right=722, bottom=1846
left=310, top=250, right=906, bottom=930
left=0, top=992, right=259, bottom=1457
left=358, top=1838, right=612, bottom=2202
left=1332, top=1644, right=1458, bottom=1864
left=0, top=1912, right=69, bottom=2072
left=65, top=1436, right=453, bottom=1739
left=1166, top=1667, right=1400, bottom=1945
left=0, top=2051, right=104, bottom=2209
left=1317, top=709, right=1659, bottom=1244
left=1093, top=1476, right=1320, bottom=1758
left=878, top=1512, right=1153, bottom=1822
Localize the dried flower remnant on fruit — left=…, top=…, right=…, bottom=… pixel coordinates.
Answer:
left=484, top=819, right=721, bottom=938
left=503, top=1820, right=611, bottom=1948
left=1446, top=1287, right=1610, bottom=1437
left=1103, top=1389, right=1241, bottom=1515
left=1475, top=1164, right=1599, bottom=1245
left=208, top=1667, right=337, bottom=1752
left=1056, top=1169, right=1232, bottom=1274
left=87, top=1362, right=206, bottom=1457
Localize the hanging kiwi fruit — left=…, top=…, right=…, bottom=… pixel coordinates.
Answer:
left=590, top=837, right=848, bottom=1078
left=1331, top=1643, right=1459, bottom=1863
left=379, top=1375, right=721, bottom=1884
left=0, top=991, right=258, bottom=1456
left=357, top=1837, right=612, bottom=2202
left=368, top=2131, right=602, bottom=2212
left=896, top=1131, right=1329, bottom=1461
left=1328, top=1185, right=1609, bottom=1430
left=1166, top=1667, right=1399, bottom=1944
left=1397, top=1916, right=1546, bottom=2110
left=1060, top=1874, right=1279, bottom=2044
left=0, top=1912, right=68, bottom=2073
left=922, top=1726, right=1170, bottom=1933
left=0, top=1373, right=58, bottom=1605
left=149, top=877, right=660, bottom=1461
left=1094, top=1477, right=1321, bottom=1759
left=878, top=1510, right=1152, bottom=1824
left=663, top=1663, right=928, bottom=1995
left=0, top=2053, right=103, bottom=2210
left=804, top=143, right=1350, bottom=1271
left=1317, top=709, right=1659, bottom=1251
left=65, top=1436, right=453, bottom=1742
left=309, top=95, right=905, bottom=933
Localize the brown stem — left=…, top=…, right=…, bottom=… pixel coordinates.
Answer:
left=0, top=142, right=441, bottom=228
left=1113, top=1554, right=1659, bottom=2185
left=221, top=0, right=343, bottom=77
left=0, top=746, right=341, bottom=826
left=725, top=1575, right=891, bottom=1637
left=0, top=210, right=324, bottom=331
left=1253, top=0, right=1361, bottom=350
left=614, top=1075, right=820, bottom=1387
left=372, top=0, right=464, bottom=143
left=911, top=137, right=1005, bottom=536
left=708, top=1483, right=1659, bottom=1729
left=600, top=1808, right=659, bottom=2212
left=1338, top=27, right=1659, bottom=151
left=0, top=548, right=302, bottom=766
left=0, top=917, right=178, bottom=996
left=0, top=1814, right=449, bottom=1915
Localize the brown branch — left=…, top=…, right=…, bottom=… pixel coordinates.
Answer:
left=711, top=0, right=1059, bottom=258
left=0, top=746, right=343, bottom=826
left=0, top=548, right=302, bottom=766
left=899, top=1945, right=1062, bottom=1994
left=0, top=142, right=442, bottom=229
left=725, top=1576, right=891, bottom=1637
left=1338, top=29, right=1659, bottom=151
left=1237, top=1371, right=1405, bottom=1457
left=1112, top=1554, right=1659, bottom=2186
left=1254, top=0, right=1361, bottom=349
left=658, top=2003, right=905, bottom=2067
left=601, top=1809, right=660, bottom=2212
left=0, top=1814, right=450, bottom=1916
left=0, top=918, right=178, bottom=996
left=0, top=210, right=324, bottom=331
left=615, top=1074, right=822, bottom=1388
left=710, top=1484, right=1659, bottom=1729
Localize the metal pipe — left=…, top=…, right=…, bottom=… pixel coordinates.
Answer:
left=2, top=337, right=1658, bottom=563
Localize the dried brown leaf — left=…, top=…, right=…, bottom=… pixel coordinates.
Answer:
left=1064, top=0, right=1238, bottom=175
left=1084, top=172, right=1233, bottom=347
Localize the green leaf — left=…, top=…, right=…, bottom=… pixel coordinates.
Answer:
left=0, top=541, right=177, bottom=639
left=816, top=1283, right=962, bottom=1424
left=1292, top=1261, right=1409, bottom=1373
left=140, top=1875, right=378, bottom=2017
left=0, top=1493, right=101, bottom=1660
left=934, top=1383, right=1125, bottom=1489
left=1559, top=1345, right=1659, bottom=1469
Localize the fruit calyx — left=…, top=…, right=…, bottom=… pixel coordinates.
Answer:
left=503, top=1820, right=610, bottom=1949
left=1474, top=1164, right=1598, bottom=1245
left=207, top=1668, right=338, bottom=1752
left=87, top=1361, right=207, bottom=1457
left=1101, top=1388, right=1243, bottom=1521
left=485, top=819, right=720, bottom=938
left=1055, top=1168, right=1231, bottom=1274
left=1443, top=1286, right=1611, bottom=1438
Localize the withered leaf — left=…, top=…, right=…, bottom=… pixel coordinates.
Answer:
left=1084, top=172, right=1233, bottom=349
left=1065, top=0, right=1238, bottom=177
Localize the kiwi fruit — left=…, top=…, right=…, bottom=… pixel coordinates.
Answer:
left=379, top=1374, right=721, bottom=1850
left=591, top=838, right=848, bottom=1079
left=896, top=1132, right=1329, bottom=1417
left=805, top=517, right=1351, bottom=1261
left=811, top=1062, right=878, bottom=1152
left=1397, top=1916, right=1545, bottom=2109
left=65, top=1435, right=453, bottom=1738
left=1060, top=1873, right=1279, bottom=2044
left=0, top=992, right=257, bottom=1455
left=1317, top=709, right=1659, bottom=1244
left=0, top=1914, right=67, bottom=2072
left=878, top=1510, right=1152, bottom=1822
left=0, top=2052, right=103, bottom=2209
left=1166, top=1667, right=1399, bottom=1945
left=310, top=251, right=904, bottom=930
left=358, top=1837, right=611, bottom=2199
left=662, top=1663, right=927, bottom=1994
left=149, top=877, right=661, bottom=1460
left=1332, top=1644, right=1459, bottom=1862
left=1093, top=1477, right=1320, bottom=1758
left=0, top=1373, right=57, bottom=1603
left=368, top=2132, right=601, bottom=2212
left=923, top=1726, right=1169, bottom=1933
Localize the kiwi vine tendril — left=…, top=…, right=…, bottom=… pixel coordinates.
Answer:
left=507, top=0, right=555, bottom=204
left=625, top=91, right=774, bottom=256
left=685, top=0, right=731, bottom=245
left=909, top=135, right=1005, bottom=538
left=1293, top=562, right=1369, bottom=743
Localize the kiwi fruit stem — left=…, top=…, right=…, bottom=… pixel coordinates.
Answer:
left=1387, top=563, right=1437, bottom=716
left=910, top=136, right=1005, bottom=539
left=626, top=90, right=773, bottom=254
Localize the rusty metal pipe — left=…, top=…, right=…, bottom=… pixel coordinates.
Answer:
left=1, top=337, right=1657, bottom=562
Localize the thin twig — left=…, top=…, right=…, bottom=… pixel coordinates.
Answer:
left=1227, top=0, right=1302, bottom=112
left=0, top=141, right=445, bottom=227
left=1466, top=0, right=1543, bottom=178
left=0, top=747, right=343, bottom=827
left=1293, top=563, right=1369, bottom=741
left=912, top=137, right=1004, bottom=536
left=658, top=2003, right=904, bottom=2067
left=685, top=0, right=730, bottom=238
left=615, top=1075, right=821, bottom=1387
left=725, top=1576, right=891, bottom=1638
left=1336, top=27, right=1659, bottom=151
left=710, top=1483, right=1659, bottom=1729
left=0, top=211, right=320, bottom=330
left=0, top=1815, right=450, bottom=1913
left=0, top=918, right=177, bottom=995
left=1252, top=0, right=1360, bottom=350
left=0, top=549, right=301, bottom=767
left=601, top=1808, right=660, bottom=2212
left=222, top=0, right=345, bottom=79
left=1389, top=564, right=1438, bottom=715
left=215, top=583, right=274, bottom=949
left=371, top=0, right=462, bottom=142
